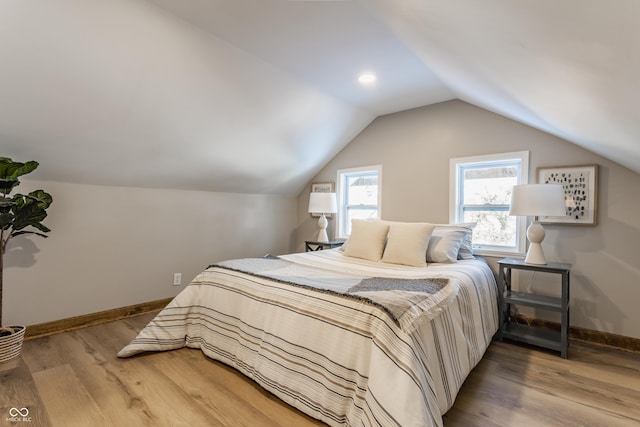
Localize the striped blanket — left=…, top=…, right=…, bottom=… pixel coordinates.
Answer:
left=118, top=250, right=498, bottom=427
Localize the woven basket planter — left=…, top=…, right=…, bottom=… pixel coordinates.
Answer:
left=0, top=326, right=26, bottom=363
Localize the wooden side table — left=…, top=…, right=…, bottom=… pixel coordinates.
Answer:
left=497, top=257, right=571, bottom=358
left=305, top=240, right=344, bottom=252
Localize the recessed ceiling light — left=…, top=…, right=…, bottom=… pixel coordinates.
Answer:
left=358, top=72, right=377, bottom=85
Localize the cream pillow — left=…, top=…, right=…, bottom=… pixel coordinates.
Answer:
left=381, top=222, right=436, bottom=267
left=343, top=219, right=389, bottom=261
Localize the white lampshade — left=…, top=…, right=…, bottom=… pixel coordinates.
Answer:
left=509, top=184, right=566, bottom=217
left=308, top=192, right=337, bottom=214
left=509, top=184, right=566, bottom=265
left=308, top=192, right=337, bottom=243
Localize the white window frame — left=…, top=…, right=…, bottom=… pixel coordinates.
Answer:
left=449, top=151, right=529, bottom=257
left=336, top=165, right=382, bottom=239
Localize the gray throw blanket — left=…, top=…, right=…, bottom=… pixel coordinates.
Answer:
left=213, top=257, right=453, bottom=331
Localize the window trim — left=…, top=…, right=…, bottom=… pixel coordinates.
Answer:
left=336, top=165, right=382, bottom=239
left=449, top=151, right=529, bottom=257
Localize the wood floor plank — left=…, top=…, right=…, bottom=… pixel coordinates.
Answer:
left=5, top=313, right=640, bottom=427
left=455, top=363, right=634, bottom=426
left=20, top=315, right=169, bottom=427
left=66, top=351, right=164, bottom=426
left=32, top=364, right=109, bottom=427
left=162, top=347, right=324, bottom=426
left=115, top=354, right=227, bottom=427
left=122, top=311, right=158, bottom=331
left=154, top=349, right=286, bottom=426
left=73, top=320, right=142, bottom=361
left=483, top=343, right=640, bottom=422
left=20, top=333, right=71, bottom=374
left=444, top=341, right=640, bottom=427
left=0, top=358, right=51, bottom=426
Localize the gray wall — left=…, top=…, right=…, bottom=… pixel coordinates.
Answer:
left=297, top=100, right=640, bottom=340
left=4, top=180, right=296, bottom=325
left=7, top=99, right=639, bottom=341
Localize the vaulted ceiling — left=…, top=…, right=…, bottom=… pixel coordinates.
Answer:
left=2, top=0, right=638, bottom=195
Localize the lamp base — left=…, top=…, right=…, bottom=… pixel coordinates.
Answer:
left=525, top=221, right=548, bottom=265
left=316, top=214, right=329, bottom=243
left=524, top=243, right=547, bottom=265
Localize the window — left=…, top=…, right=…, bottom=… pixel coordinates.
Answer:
left=336, top=165, right=382, bottom=238
left=450, top=151, right=529, bottom=256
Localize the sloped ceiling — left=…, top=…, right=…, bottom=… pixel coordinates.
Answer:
left=1, top=0, right=638, bottom=196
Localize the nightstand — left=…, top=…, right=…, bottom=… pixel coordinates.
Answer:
left=305, top=240, right=344, bottom=252
left=497, top=257, right=571, bottom=358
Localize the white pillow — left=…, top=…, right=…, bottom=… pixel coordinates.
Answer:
left=381, top=222, right=436, bottom=267
left=427, top=227, right=467, bottom=263
left=343, top=219, right=390, bottom=261
left=428, top=223, right=476, bottom=261
left=456, top=223, right=476, bottom=260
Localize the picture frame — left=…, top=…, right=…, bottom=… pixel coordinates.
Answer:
left=311, top=182, right=334, bottom=193
left=536, top=164, right=599, bottom=226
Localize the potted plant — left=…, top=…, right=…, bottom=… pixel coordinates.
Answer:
left=0, top=157, right=52, bottom=363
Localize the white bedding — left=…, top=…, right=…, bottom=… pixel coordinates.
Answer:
left=119, top=249, right=498, bottom=427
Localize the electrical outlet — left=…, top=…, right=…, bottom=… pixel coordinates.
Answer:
left=173, top=273, right=182, bottom=286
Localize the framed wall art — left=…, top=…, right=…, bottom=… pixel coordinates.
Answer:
left=537, top=164, right=598, bottom=225
left=311, top=182, right=334, bottom=193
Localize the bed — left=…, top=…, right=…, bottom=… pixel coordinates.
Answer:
left=118, top=220, right=499, bottom=427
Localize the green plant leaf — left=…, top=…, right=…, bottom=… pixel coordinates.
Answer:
left=0, top=178, right=20, bottom=194
left=27, top=190, right=53, bottom=208
left=0, top=212, right=14, bottom=230
left=0, top=196, right=15, bottom=214
left=0, top=158, right=39, bottom=180
left=10, top=191, right=53, bottom=233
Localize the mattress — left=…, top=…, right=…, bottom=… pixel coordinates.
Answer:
left=118, top=249, right=498, bottom=427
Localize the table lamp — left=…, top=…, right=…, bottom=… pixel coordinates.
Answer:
left=509, top=184, right=566, bottom=264
left=308, top=192, right=337, bottom=243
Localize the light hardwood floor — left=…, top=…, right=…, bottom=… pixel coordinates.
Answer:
left=1, top=312, right=639, bottom=427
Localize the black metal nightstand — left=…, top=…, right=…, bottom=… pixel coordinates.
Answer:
left=305, top=240, right=344, bottom=252
left=497, top=257, right=571, bottom=358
